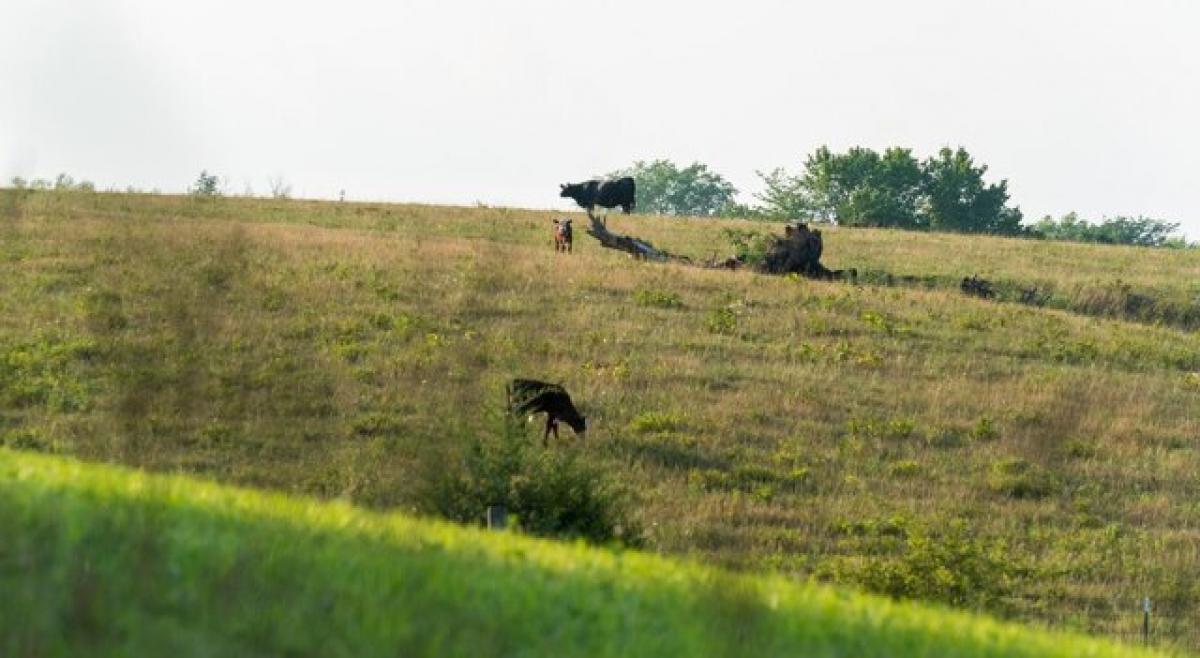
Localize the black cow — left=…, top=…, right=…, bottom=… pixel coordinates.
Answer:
left=506, top=378, right=586, bottom=445
left=559, top=177, right=635, bottom=217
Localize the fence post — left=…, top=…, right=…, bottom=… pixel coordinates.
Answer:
left=1143, top=597, right=1151, bottom=645
left=486, top=505, right=507, bottom=531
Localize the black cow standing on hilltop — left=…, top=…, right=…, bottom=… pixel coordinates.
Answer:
left=507, top=378, right=587, bottom=445
left=559, top=177, right=636, bottom=218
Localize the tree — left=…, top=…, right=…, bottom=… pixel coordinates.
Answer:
left=757, top=147, right=924, bottom=228
left=1033, top=212, right=1184, bottom=247
left=798, top=146, right=879, bottom=223
left=608, top=159, right=738, bottom=217
left=922, top=147, right=1022, bottom=234
left=757, top=146, right=1021, bottom=234
left=191, top=170, right=220, bottom=197
left=267, top=175, right=292, bottom=199
left=830, top=148, right=925, bottom=229
left=753, top=167, right=808, bottom=220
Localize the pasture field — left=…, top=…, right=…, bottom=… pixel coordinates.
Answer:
left=0, top=448, right=1172, bottom=658
left=1, top=190, right=1199, bottom=648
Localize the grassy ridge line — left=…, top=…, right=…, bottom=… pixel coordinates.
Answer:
left=0, top=450, right=1164, bottom=658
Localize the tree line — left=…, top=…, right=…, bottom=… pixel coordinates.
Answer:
left=606, top=148, right=1192, bottom=248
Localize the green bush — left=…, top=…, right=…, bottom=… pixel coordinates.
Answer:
left=987, top=458, right=1058, bottom=500
left=969, top=416, right=999, bottom=442
left=426, top=421, right=638, bottom=545
left=823, top=521, right=1020, bottom=612
left=191, top=170, right=220, bottom=197
left=634, top=288, right=684, bottom=309
left=707, top=306, right=738, bottom=335
left=721, top=228, right=772, bottom=265
left=629, top=411, right=685, bottom=434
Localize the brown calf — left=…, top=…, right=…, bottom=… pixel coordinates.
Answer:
left=552, top=218, right=573, bottom=253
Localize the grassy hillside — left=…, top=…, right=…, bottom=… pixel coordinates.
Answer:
left=2, top=190, right=1199, bottom=648
left=0, top=448, right=1171, bottom=658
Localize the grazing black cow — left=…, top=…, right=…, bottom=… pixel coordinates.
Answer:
left=559, top=177, right=636, bottom=217
left=507, top=378, right=586, bottom=445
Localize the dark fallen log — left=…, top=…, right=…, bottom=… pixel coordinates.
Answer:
left=960, top=274, right=995, bottom=299
left=583, top=217, right=849, bottom=279
left=584, top=214, right=672, bottom=261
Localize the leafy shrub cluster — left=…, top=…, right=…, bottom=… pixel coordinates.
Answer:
left=822, top=519, right=1021, bottom=612
left=628, top=410, right=685, bottom=434
left=8, top=173, right=95, bottom=192
left=634, top=288, right=684, bottom=309
left=1032, top=212, right=1191, bottom=248
left=426, top=420, right=639, bottom=545
left=0, top=335, right=96, bottom=413
left=706, top=306, right=738, bottom=335
left=720, top=228, right=772, bottom=266
left=987, top=458, right=1059, bottom=500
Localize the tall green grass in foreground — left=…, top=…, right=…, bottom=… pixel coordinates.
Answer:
left=0, top=449, right=1171, bottom=658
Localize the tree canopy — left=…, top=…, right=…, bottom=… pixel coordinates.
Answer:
left=754, top=146, right=1024, bottom=235
left=607, top=160, right=738, bottom=217
left=604, top=150, right=1187, bottom=244
left=1032, top=213, right=1188, bottom=248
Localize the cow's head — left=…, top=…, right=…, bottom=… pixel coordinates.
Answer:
left=564, top=413, right=586, bottom=437
left=559, top=182, right=585, bottom=200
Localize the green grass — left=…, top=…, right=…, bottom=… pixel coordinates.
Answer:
left=2, top=189, right=1199, bottom=649
left=0, top=448, right=1170, bottom=658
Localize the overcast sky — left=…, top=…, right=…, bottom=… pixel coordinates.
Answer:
left=3, top=0, right=1198, bottom=236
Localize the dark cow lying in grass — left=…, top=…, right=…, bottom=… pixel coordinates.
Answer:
left=552, top=218, right=573, bottom=253
left=507, top=378, right=586, bottom=445
left=559, top=177, right=635, bottom=218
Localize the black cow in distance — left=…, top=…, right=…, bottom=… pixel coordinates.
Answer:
left=507, top=378, right=586, bottom=445
left=559, top=177, right=635, bottom=218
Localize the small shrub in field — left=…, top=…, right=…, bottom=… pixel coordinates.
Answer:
left=688, top=463, right=810, bottom=496
left=721, top=228, right=772, bottom=265
left=1064, top=438, right=1097, bottom=459
left=822, top=521, right=1020, bottom=612
left=889, top=460, right=922, bottom=478
left=707, top=306, right=737, bottom=335
left=860, top=311, right=899, bottom=335
left=425, top=421, right=638, bottom=545
left=1, top=429, right=49, bottom=452
left=846, top=417, right=918, bottom=442
left=634, top=288, right=684, bottom=309
left=987, top=458, right=1058, bottom=500
left=0, top=335, right=95, bottom=412
left=629, top=411, right=684, bottom=434
left=968, top=416, right=999, bottom=442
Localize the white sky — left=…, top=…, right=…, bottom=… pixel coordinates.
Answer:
left=3, top=0, right=1198, bottom=236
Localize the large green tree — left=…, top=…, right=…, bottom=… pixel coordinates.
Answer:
left=757, top=145, right=1022, bottom=234
left=757, top=147, right=923, bottom=228
left=921, top=147, right=1022, bottom=234
left=608, top=160, right=738, bottom=217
